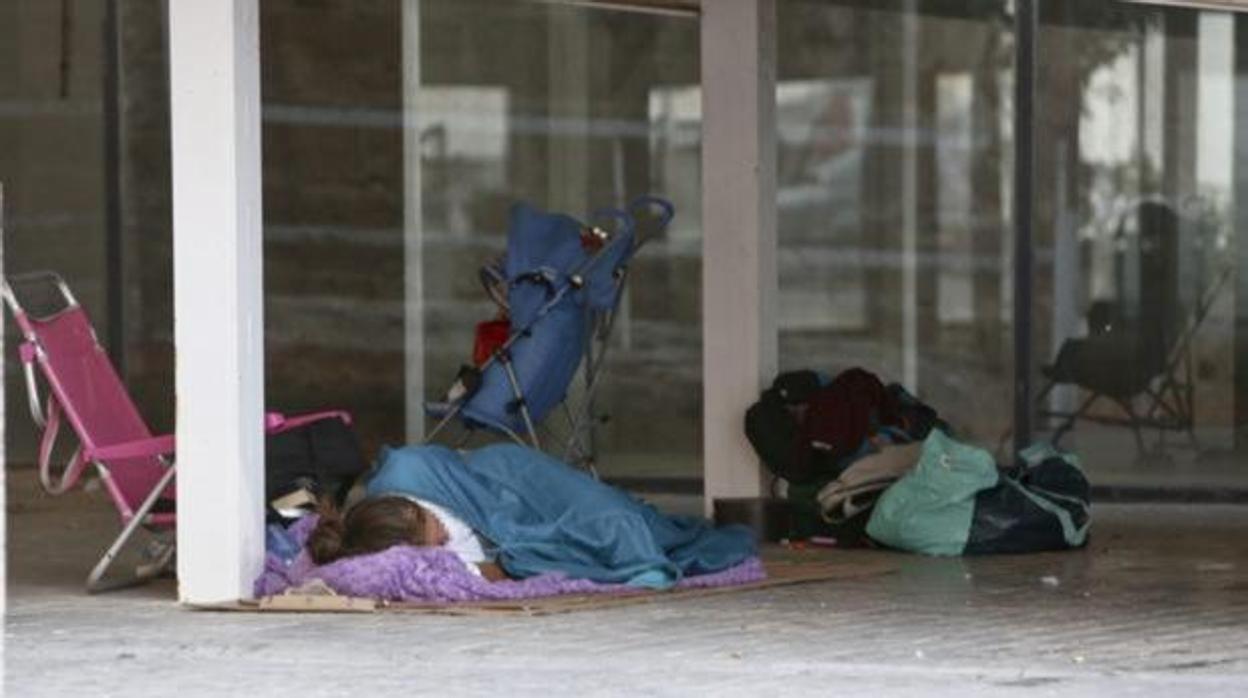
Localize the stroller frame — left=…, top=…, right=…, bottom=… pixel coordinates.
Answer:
left=426, top=198, right=671, bottom=471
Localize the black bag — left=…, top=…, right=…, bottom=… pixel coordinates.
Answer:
left=744, top=371, right=821, bottom=483
left=746, top=369, right=947, bottom=486
left=265, top=414, right=367, bottom=522
left=965, top=455, right=1092, bottom=555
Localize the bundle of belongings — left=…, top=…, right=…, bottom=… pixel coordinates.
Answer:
left=746, top=367, right=1091, bottom=555
left=258, top=444, right=763, bottom=603
left=264, top=410, right=369, bottom=524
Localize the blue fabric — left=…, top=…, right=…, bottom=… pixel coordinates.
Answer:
left=460, top=300, right=586, bottom=434
left=365, top=444, right=757, bottom=588
left=458, top=202, right=635, bottom=433
left=865, top=430, right=1000, bottom=556
left=583, top=227, right=634, bottom=312
left=503, top=203, right=588, bottom=327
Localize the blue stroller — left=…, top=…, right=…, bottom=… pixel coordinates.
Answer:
left=425, top=196, right=674, bottom=472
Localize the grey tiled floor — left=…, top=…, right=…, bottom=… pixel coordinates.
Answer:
left=5, top=471, right=1248, bottom=696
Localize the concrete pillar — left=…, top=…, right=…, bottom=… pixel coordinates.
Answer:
left=169, top=0, right=265, bottom=604
left=900, top=1, right=921, bottom=392
left=1195, top=11, right=1236, bottom=451
left=862, top=10, right=908, bottom=376
left=547, top=7, right=592, bottom=215
left=1236, top=14, right=1248, bottom=451
left=1050, top=143, right=1080, bottom=419
left=1165, top=13, right=1199, bottom=204
left=402, top=0, right=425, bottom=443
left=1, top=183, right=8, bottom=618
left=701, top=0, right=778, bottom=514
left=970, top=27, right=1005, bottom=369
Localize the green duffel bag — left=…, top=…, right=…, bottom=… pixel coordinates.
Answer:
left=865, top=430, right=1090, bottom=556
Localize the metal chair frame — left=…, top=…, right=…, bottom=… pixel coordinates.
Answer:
left=1037, top=263, right=1231, bottom=455
left=4, top=271, right=177, bottom=592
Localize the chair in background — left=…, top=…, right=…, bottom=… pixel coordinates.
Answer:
left=1037, top=201, right=1230, bottom=455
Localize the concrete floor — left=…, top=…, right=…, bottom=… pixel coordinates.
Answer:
left=5, top=470, right=1248, bottom=697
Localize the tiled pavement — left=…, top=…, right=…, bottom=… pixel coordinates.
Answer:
left=5, top=472, right=1247, bottom=696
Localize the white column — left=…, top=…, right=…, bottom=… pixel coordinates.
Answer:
left=402, top=0, right=426, bottom=442
left=701, top=0, right=778, bottom=514
left=1, top=183, right=8, bottom=620
left=547, top=8, right=591, bottom=215
left=170, top=0, right=265, bottom=604
left=1196, top=11, right=1236, bottom=450
left=900, top=0, right=920, bottom=392
left=1050, top=143, right=1079, bottom=421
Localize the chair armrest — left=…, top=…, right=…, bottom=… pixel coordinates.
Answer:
left=88, top=435, right=176, bottom=462
left=265, top=410, right=353, bottom=434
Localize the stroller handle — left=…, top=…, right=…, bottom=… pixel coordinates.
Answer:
left=588, top=207, right=635, bottom=238
left=628, top=195, right=675, bottom=229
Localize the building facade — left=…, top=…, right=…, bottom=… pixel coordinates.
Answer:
left=2, top=0, right=1247, bottom=602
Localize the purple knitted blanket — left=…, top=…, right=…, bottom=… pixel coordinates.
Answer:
left=254, top=516, right=765, bottom=603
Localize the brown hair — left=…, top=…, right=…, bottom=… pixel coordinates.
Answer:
left=307, top=496, right=431, bottom=565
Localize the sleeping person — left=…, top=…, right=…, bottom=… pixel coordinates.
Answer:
left=309, top=492, right=511, bottom=581
left=306, top=443, right=756, bottom=589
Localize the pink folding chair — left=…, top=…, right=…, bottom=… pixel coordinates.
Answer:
left=4, top=272, right=179, bottom=592
left=6, top=272, right=358, bottom=592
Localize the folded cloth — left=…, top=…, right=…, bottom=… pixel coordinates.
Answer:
left=816, top=442, right=922, bottom=523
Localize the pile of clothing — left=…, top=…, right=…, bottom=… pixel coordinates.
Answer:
left=745, top=367, right=1090, bottom=556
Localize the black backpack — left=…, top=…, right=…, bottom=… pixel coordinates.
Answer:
left=265, top=414, right=368, bottom=523
left=745, top=369, right=946, bottom=485
left=744, top=370, right=827, bottom=484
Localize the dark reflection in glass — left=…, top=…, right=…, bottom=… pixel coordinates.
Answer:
left=1033, top=2, right=1246, bottom=489
left=260, top=1, right=702, bottom=477
left=777, top=1, right=1015, bottom=449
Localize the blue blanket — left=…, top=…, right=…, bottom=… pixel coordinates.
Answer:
left=365, top=444, right=756, bottom=589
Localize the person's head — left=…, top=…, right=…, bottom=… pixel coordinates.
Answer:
left=307, top=496, right=448, bottom=564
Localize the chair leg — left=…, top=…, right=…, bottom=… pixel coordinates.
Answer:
left=87, top=463, right=177, bottom=593
left=1142, top=383, right=1198, bottom=451
left=500, top=358, right=540, bottom=450
left=1181, top=353, right=1199, bottom=450
left=425, top=402, right=464, bottom=444
left=135, top=538, right=176, bottom=580
left=1115, top=398, right=1147, bottom=456
left=1034, top=379, right=1057, bottom=414
left=1185, top=422, right=1200, bottom=451
left=453, top=426, right=475, bottom=450
left=560, top=401, right=596, bottom=468
left=1051, top=393, right=1098, bottom=446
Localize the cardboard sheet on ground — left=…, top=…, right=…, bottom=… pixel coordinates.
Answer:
left=200, top=559, right=896, bottom=616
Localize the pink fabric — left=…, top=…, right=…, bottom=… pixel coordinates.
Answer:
left=88, top=434, right=176, bottom=462
left=38, top=398, right=91, bottom=493
left=265, top=410, right=353, bottom=433
left=28, top=307, right=172, bottom=516
left=19, top=300, right=350, bottom=525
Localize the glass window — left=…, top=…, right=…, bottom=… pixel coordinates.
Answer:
left=1, top=2, right=116, bottom=460
left=260, top=0, right=702, bottom=479
left=1032, top=2, right=1247, bottom=489
left=777, top=1, right=1015, bottom=449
